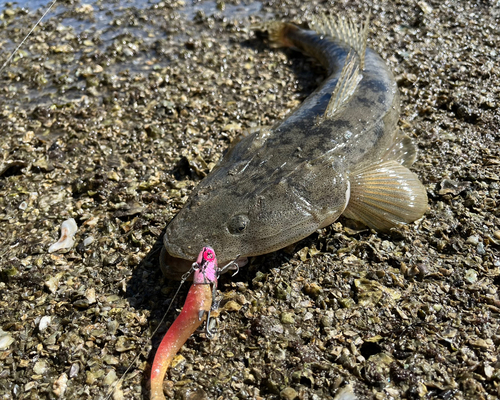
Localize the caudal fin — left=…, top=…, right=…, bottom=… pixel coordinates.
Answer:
left=268, top=21, right=299, bottom=48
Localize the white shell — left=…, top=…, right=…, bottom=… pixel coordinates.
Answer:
left=39, top=315, right=52, bottom=332
left=0, top=329, right=14, bottom=350
left=48, top=218, right=78, bottom=253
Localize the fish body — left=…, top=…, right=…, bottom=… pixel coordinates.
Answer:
left=162, top=14, right=427, bottom=272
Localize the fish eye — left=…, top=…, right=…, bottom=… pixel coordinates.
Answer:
left=227, top=214, right=250, bottom=235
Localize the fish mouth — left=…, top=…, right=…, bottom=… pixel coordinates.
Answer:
left=162, top=227, right=195, bottom=260
left=159, top=246, right=195, bottom=281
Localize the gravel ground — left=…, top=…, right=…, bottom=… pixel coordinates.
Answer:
left=0, top=0, right=499, bottom=399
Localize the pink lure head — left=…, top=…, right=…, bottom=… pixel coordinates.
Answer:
left=193, top=246, right=218, bottom=284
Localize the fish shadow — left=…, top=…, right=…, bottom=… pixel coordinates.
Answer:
left=242, top=33, right=327, bottom=103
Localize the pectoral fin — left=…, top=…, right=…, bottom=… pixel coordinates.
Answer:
left=343, top=160, right=428, bottom=231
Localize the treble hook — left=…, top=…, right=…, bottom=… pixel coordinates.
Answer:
left=218, top=254, right=241, bottom=277
left=205, top=254, right=241, bottom=338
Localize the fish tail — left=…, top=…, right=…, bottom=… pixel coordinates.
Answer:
left=268, top=21, right=299, bottom=48
left=310, top=12, right=370, bottom=69
left=268, top=14, right=370, bottom=76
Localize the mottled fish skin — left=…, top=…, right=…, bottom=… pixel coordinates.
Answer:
left=162, top=15, right=428, bottom=270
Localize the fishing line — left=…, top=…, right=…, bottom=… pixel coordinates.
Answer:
left=0, top=0, right=58, bottom=75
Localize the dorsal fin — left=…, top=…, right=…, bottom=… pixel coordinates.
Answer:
left=317, top=50, right=363, bottom=122
left=310, top=12, right=370, bottom=70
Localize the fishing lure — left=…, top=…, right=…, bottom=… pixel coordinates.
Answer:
left=150, top=246, right=238, bottom=400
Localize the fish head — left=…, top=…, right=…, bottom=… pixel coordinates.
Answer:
left=163, top=166, right=348, bottom=269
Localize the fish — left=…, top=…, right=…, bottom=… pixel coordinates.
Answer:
left=161, top=13, right=428, bottom=277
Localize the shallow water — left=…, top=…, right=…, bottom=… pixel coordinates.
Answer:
left=179, top=0, right=262, bottom=20
left=0, top=0, right=50, bottom=11
left=0, top=0, right=147, bottom=11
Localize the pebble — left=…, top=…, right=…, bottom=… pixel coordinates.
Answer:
left=464, top=269, right=478, bottom=284
left=44, top=272, right=64, bottom=294
left=484, top=364, right=494, bottom=379
left=85, top=288, right=96, bottom=304
left=333, top=385, right=357, bottom=400
left=33, top=360, right=49, bottom=374
left=280, top=387, right=298, bottom=400
left=280, top=312, right=295, bottom=324
left=103, top=369, right=117, bottom=385
left=476, top=242, right=485, bottom=255
left=52, top=373, right=68, bottom=398
left=69, top=363, right=80, bottom=378
left=0, top=329, right=14, bottom=350
left=39, top=316, right=52, bottom=332
left=24, top=381, right=37, bottom=392
left=222, top=300, right=242, bottom=312
left=466, top=235, right=480, bottom=245
left=83, top=236, right=94, bottom=246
